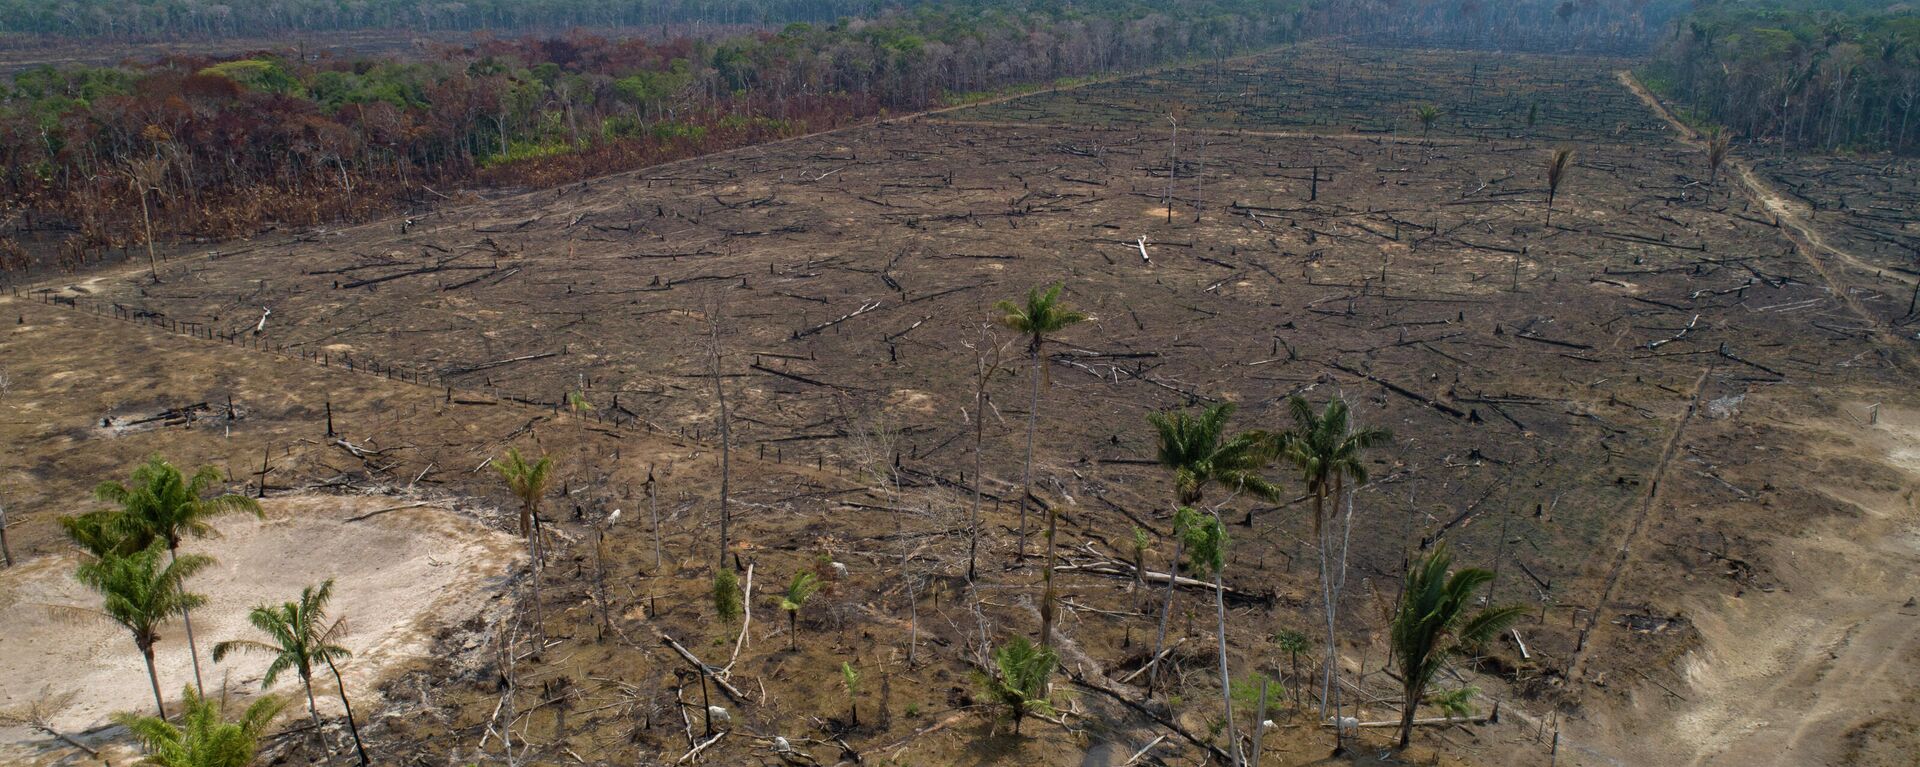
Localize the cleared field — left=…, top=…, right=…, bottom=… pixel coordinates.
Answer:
left=6, top=44, right=1919, bottom=767
left=1754, top=155, right=1920, bottom=327
left=947, top=44, right=1675, bottom=144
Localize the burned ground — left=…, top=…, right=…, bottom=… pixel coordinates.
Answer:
left=952, top=43, right=1674, bottom=144
left=4, top=43, right=1918, bottom=767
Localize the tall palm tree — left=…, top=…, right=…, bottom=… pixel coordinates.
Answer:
left=1280, top=397, right=1388, bottom=537
left=211, top=579, right=364, bottom=766
left=73, top=543, right=210, bottom=718
left=995, top=283, right=1088, bottom=563
left=1144, top=402, right=1281, bottom=695
left=115, top=686, right=286, bottom=767
left=1545, top=147, right=1574, bottom=227
left=1390, top=542, right=1526, bottom=749
left=1181, top=507, right=1243, bottom=766
left=493, top=448, right=555, bottom=631
left=97, top=455, right=263, bottom=693
left=491, top=448, right=554, bottom=555
left=1279, top=395, right=1389, bottom=752
left=779, top=571, right=821, bottom=651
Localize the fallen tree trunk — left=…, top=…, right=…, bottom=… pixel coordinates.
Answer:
left=1053, top=561, right=1269, bottom=604
left=659, top=632, right=750, bottom=705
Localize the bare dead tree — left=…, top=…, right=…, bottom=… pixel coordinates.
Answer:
left=704, top=290, right=733, bottom=569
left=1165, top=113, right=1179, bottom=225
left=965, top=324, right=1010, bottom=583
left=1707, top=128, right=1731, bottom=202
left=646, top=465, right=662, bottom=574
left=124, top=156, right=167, bottom=283
left=0, top=493, right=12, bottom=567
left=0, top=689, right=97, bottom=757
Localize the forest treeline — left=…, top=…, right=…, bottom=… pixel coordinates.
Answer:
left=1643, top=0, right=1919, bottom=152
left=0, top=0, right=912, bottom=39
left=0, top=0, right=1326, bottom=271
left=0, top=0, right=1679, bottom=273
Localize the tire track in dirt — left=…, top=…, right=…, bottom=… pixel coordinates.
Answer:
left=1564, top=364, right=1712, bottom=684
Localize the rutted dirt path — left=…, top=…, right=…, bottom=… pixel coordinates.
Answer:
left=1617, top=70, right=1916, bottom=369
left=1674, top=405, right=1920, bottom=767
left=1563, top=365, right=1712, bottom=684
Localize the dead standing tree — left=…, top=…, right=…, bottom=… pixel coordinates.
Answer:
left=1706, top=128, right=1731, bottom=202
left=705, top=290, right=734, bottom=569
left=0, top=493, right=12, bottom=567
left=1165, top=112, right=1178, bottom=225
left=124, top=155, right=168, bottom=283
left=965, top=323, right=1011, bottom=583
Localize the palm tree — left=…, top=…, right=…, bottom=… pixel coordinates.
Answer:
left=1145, top=402, right=1281, bottom=695
left=491, top=448, right=554, bottom=556
left=60, top=509, right=145, bottom=558
left=73, top=543, right=210, bottom=718
left=97, top=455, right=263, bottom=693
left=1146, top=402, right=1283, bottom=517
left=1181, top=506, right=1243, bottom=766
left=779, top=571, right=821, bottom=651
left=1413, top=104, right=1441, bottom=143
left=210, top=580, right=359, bottom=757
left=1279, top=395, right=1389, bottom=751
left=839, top=661, right=861, bottom=727
left=493, top=448, right=554, bottom=630
left=115, top=686, right=286, bottom=767
left=1280, top=397, right=1388, bottom=537
left=1390, top=542, right=1526, bottom=749
left=979, top=636, right=1057, bottom=735
left=995, top=283, right=1088, bottom=563
left=1545, top=147, right=1573, bottom=227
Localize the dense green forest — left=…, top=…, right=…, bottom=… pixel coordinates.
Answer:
left=0, top=0, right=1730, bottom=273
left=1643, top=0, right=1920, bottom=152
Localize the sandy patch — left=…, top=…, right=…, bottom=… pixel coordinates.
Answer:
left=0, top=494, right=521, bottom=760
left=1634, top=402, right=1920, bottom=766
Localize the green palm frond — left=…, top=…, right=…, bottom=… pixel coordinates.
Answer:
left=116, top=686, right=286, bottom=767
left=1390, top=541, right=1523, bottom=740
left=98, top=456, right=261, bottom=551
left=1281, top=395, right=1392, bottom=502
left=780, top=571, right=819, bottom=612
left=979, top=636, right=1057, bottom=728
left=60, top=510, right=146, bottom=558
left=213, top=579, right=350, bottom=691
left=1148, top=402, right=1281, bottom=506
left=74, top=543, right=211, bottom=646
left=996, top=282, right=1088, bottom=350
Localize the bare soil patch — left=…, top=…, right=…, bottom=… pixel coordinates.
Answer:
left=0, top=495, right=520, bottom=761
